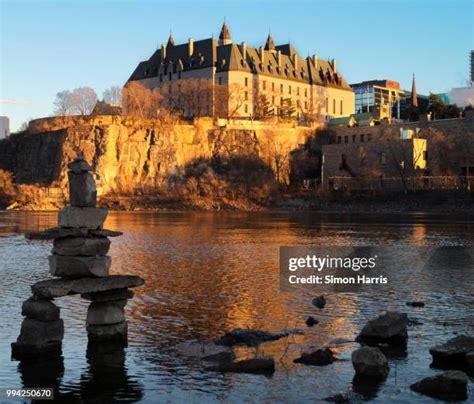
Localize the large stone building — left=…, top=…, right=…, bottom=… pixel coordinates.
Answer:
left=127, top=23, right=354, bottom=120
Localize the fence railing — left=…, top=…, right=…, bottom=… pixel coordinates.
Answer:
left=326, top=176, right=474, bottom=191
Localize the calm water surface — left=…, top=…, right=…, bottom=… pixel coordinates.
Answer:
left=0, top=211, right=473, bottom=403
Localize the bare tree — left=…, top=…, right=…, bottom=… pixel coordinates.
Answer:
left=68, top=87, right=97, bottom=115
left=122, top=81, right=163, bottom=118
left=102, top=86, right=123, bottom=106
left=54, top=90, right=72, bottom=116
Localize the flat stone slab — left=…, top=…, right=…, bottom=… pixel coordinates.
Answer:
left=410, top=370, right=467, bottom=401
left=215, top=328, right=292, bottom=346
left=429, top=335, right=474, bottom=368
left=26, top=227, right=123, bottom=240
left=208, top=356, right=275, bottom=374
left=87, top=321, right=128, bottom=343
left=11, top=340, right=62, bottom=360
left=49, top=255, right=111, bottom=278
left=81, top=288, right=134, bottom=302
left=356, top=311, right=408, bottom=346
left=52, top=236, right=110, bottom=256
left=32, top=275, right=145, bottom=299
left=16, top=318, right=64, bottom=346
left=87, top=301, right=126, bottom=325
left=58, top=207, right=108, bottom=229
left=22, top=297, right=60, bottom=321
left=68, top=171, right=97, bottom=207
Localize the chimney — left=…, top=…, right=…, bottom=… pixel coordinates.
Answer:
left=241, top=42, right=247, bottom=58
left=293, top=54, right=298, bottom=70
left=332, top=58, right=337, bottom=72
left=161, top=43, right=166, bottom=60
left=277, top=50, right=282, bottom=66
left=313, top=54, right=318, bottom=68
left=188, top=38, right=194, bottom=57
left=259, top=47, right=265, bottom=64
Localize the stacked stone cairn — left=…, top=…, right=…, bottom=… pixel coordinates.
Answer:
left=12, top=157, right=144, bottom=359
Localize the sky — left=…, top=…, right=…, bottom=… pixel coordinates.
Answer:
left=1, top=0, right=473, bottom=131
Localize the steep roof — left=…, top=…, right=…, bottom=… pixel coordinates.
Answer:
left=128, top=36, right=352, bottom=91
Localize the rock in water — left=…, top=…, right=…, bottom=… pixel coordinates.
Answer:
left=215, top=328, right=291, bottom=346
left=53, top=236, right=111, bottom=256
left=351, top=346, right=389, bottom=379
left=312, top=295, right=326, bottom=309
left=429, top=335, right=474, bottom=368
left=355, top=311, right=408, bottom=346
left=87, top=321, right=128, bottom=343
left=49, top=255, right=111, bottom=278
left=202, top=351, right=236, bottom=364
left=208, top=357, right=275, bottom=374
left=32, top=275, right=145, bottom=298
left=68, top=157, right=92, bottom=173
left=406, top=301, right=425, bottom=307
left=81, top=288, right=134, bottom=302
left=26, top=227, right=122, bottom=240
left=294, top=348, right=337, bottom=366
left=86, top=301, right=126, bottom=325
left=58, top=207, right=108, bottom=229
left=22, top=297, right=60, bottom=321
left=410, top=370, right=467, bottom=400
left=305, top=316, right=319, bottom=326
left=68, top=171, right=97, bottom=207
left=16, top=318, right=64, bottom=346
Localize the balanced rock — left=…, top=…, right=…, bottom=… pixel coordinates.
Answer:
left=352, top=346, right=389, bottom=379
left=294, top=348, right=337, bottom=366
left=16, top=318, right=64, bottom=346
left=208, top=356, right=275, bottom=374
left=22, top=297, right=60, bottom=321
left=429, top=335, right=474, bottom=368
left=68, top=157, right=92, bottom=173
left=49, top=255, right=111, bottom=278
left=87, top=301, right=127, bottom=325
left=32, top=275, right=144, bottom=299
left=87, top=321, right=128, bottom=343
left=215, top=328, right=291, bottom=346
left=53, top=236, right=110, bottom=256
left=58, top=207, right=108, bottom=229
left=11, top=340, right=62, bottom=359
left=410, top=370, right=467, bottom=400
left=89, top=229, right=123, bottom=237
left=356, top=311, right=408, bottom=345
left=81, top=288, right=134, bottom=302
left=68, top=171, right=97, bottom=207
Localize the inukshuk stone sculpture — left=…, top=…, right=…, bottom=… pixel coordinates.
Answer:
left=12, top=157, right=144, bottom=359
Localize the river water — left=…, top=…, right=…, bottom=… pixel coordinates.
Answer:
left=0, top=211, right=473, bottom=403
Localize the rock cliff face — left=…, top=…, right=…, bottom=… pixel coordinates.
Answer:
left=0, top=116, right=315, bottom=209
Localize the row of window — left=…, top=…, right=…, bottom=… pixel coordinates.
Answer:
left=337, top=133, right=373, bottom=144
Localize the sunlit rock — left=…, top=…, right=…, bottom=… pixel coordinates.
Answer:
left=58, top=207, right=108, bottom=229
left=68, top=171, right=97, bottom=207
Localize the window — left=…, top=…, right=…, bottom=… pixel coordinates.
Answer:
left=333, top=99, right=336, bottom=114
left=340, top=100, right=343, bottom=115
left=169, top=72, right=172, bottom=80
left=289, top=85, right=292, bottom=94
left=344, top=136, right=348, bottom=143
left=325, top=97, right=329, bottom=112
left=272, top=82, right=275, bottom=91
left=245, top=104, right=248, bottom=113
left=352, top=135, right=356, bottom=143
left=245, top=77, right=249, bottom=87
left=159, top=74, right=163, bottom=82
left=263, top=80, right=266, bottom=90
left=304, top=88, right=308, bottom=97
left=297, top=100, right=301, bottom=107
left=304, top=101, right=308, bottom=109
left=245, top=91, right=248, bottom=101
left=280, top=84, right=284, bottom=93
left=367, top=134, right=372, bottom=142
left=337, top=136, right=342, bottom=144
left=360, top=134, right=365, bottom=142
left=272, top=96, right=275, bottom=104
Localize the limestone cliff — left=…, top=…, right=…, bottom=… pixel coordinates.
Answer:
left=0, top=116, right=316, bottom=210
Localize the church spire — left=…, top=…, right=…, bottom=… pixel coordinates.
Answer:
left=264, top=32, right=275, bottom=51
left=411, top=73, right=418, bottom=107
left=218, top=20, right=231, bottom=45
left=167, top=31, right=175, bottom=47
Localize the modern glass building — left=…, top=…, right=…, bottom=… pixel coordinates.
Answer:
left=351, top=80, right=406, bottom=119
